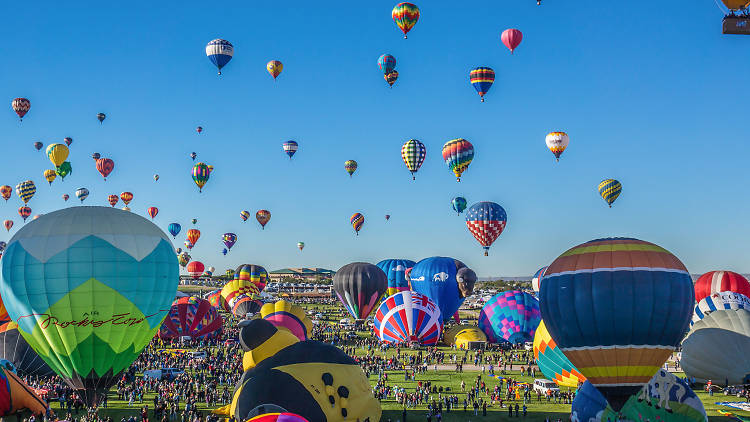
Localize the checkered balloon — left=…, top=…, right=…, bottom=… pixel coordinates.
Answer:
left=479, top=290, right=541, bottom=344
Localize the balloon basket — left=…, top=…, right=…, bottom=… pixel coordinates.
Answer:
left=723, top=16, right=750, bottom=34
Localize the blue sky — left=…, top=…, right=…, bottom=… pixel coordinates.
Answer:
left=0, top=1, right=746, bottom=277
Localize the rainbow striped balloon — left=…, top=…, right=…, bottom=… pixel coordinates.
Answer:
left=350, top=213, right=364, bottom=236
left=392, top=3, right=420, bottom=38
left=442, top=139, right=474, bottom=181
left=470, top=67, right=495, bottom=102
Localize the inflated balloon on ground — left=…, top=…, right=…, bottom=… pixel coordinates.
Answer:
left=373, top=291, right=442, bottom=345
left=479, top=290, right=541, bottom=344
left=409, top=257, right=476, bottom=320
left=333, top=262, right=387, bottom=321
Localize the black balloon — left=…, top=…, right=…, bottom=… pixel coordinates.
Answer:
left=332, top=262, right=387, bottom=320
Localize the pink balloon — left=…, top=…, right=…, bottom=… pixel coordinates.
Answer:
left=501, top=28, right=523, bottom=54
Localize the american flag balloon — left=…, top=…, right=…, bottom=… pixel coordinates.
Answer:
left=465, top=201, right=507, bottom=256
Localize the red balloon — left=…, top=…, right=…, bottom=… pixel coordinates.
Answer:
left=62, top=194, right=69, bottom=201
left=3, top=220, right=13, bottom=231
left=96, top=158, right=115, bottom=180
left=107, top=195, right=119, bottom=207
left=147, top=207, right=158, bottom=219
left=18, top=206, right=31, bottom=221
left=501, top=28, right=523, bottom=54
left=694, top=271, right=750, bottom=302
left=187, top=261, right=205, bottom=279
left=158, top=296, right=223, bottom=340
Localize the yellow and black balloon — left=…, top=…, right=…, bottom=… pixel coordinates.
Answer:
left=230, top=319, right=381, bottom=422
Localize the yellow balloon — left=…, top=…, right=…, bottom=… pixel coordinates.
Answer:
left=43, top=169, right=57, bottom=185
left=259, top=300, right=313, bottom=340
left=266, top=60, right=283, bottom=79
left=46, top=143, right=69, bottom=167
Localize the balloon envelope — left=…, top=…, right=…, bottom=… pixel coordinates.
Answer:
left=533, top=320, right=585, bottom=388
left=259, top=300, right=312, bottom=341
left=332, top=262, right=387, bottom=320
left=694, top=270, right=750, bottom=303
left=692, top=291, right=750, bottom=326
left=409, top=257, right=476, bottom=320
left=158, top=296, right=222, bottom=340
left=376, top=259, right=416, bottom=296
left=479, top=290, right=541, bottom=344
left=373, top=291, right=442, bottom=345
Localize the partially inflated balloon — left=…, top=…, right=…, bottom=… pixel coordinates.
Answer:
left=0, top=206, right=178, bottom=404
left=232, top=295, right=263, bottom=318
left=0, top=322, right=55, bottom=377
left=259, top=300, right=313, bottom=341
left=158, top=297, right=222, bottom=340
left=376, top=259, right=416, bottom=296
left=206, top=39, right=234, bottom=75
left=409, top=257, right=476, bottom=320
left=598, top=179, right=621, bottom=208
left=256, top=210, right=271, bottom=229
left=373, top=291, right=442, bottom=345
left=401, top=139, right=426, bottom=180
left=267, top=60, right=283, bottom=80
left=479, top=290, right=541, bottom=344
left=540, top=237, right=693, bottom=411
left=333, top=262, right=387, bottom=321
left=392, top=2, right=420, bottom=38
left=442, top=139, right=474, bottom=181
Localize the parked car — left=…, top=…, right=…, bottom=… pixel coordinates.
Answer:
left=533, top=379, right=560, bottom=396
left=143, top=367, right=184, bottom=381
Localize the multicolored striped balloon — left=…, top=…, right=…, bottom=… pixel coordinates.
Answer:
left=107, top=195, right=119, bottom=207
left=533, top=320, right=586, bottom=388
left=539, top=237, right=694, bottom=411
left=373, top=291, right=442, bottom=345
left=378, top=54, right=397, bottom=75
left=147, top=207, right=158, bottom=219
left=385, top=70, right=398, bottom=87
left=350, top=213, right=364, bottom=235
left=18, top=206, right=31, bottom=222
left=392, top=2, right=420, bottom=38
left=15, top=181, right=35, bottom=204
left=282, top=141, right=298, bottom=159
left=442, top=139, right=474, bottom=181
left=235, top=264, right=268, bottom=292
left=401, top=139, right=426, bottom=180
left=598, top=179, right=622, bottom=208
left=344, top=160, right=358, bottom=177
left=256, top=210, right=271, bottom=229
left=120, top=192, right=133, bottom=205
left=240, top=210, right=250, bottom=221
left=75, top=188, right=89, bottom=202
left=470, top=67, right=495, bottom=102
left=465, top=201, right=506, bottom=256
left=192, top=162, right=210, bottom=192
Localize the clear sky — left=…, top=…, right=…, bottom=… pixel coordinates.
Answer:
left=0, top=0, right=746, bottom=277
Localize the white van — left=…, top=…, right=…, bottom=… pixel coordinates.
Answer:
left=533, top=379, right=560, bottom=395
left=143, top=367, right=184, bottom=381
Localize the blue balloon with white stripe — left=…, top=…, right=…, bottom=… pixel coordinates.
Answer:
left=205, top=39, right=234, bottom=75
left=691, top=291, right=750, bottom=326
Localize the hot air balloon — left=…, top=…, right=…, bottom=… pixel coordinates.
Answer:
left=267, top=60, right=283, bottom=80
left=190, top=152, right=197, bottom=161
left=451, top=197, right=467, bottom=215
left=196, top=126, right=203, bottom=134
left=186, top=228, right=201, bottom=246
left=377, top=54, right=397, bottom=75
left=158, top=297, right=222, bottom=340
left=694, top=270, right=750, bottom=302
left=465, top=201, right=507, bottom=256
left=120, top=192, right=133, bottom=205
left=191, top=218, right=198, bottom=224
left=234, top=264, right=268, bottom=292
left=184, top=240, right=193, bottom=250
left=469, top=67, right=495, bottom=102
left=107, top=195, right=119, bottom=207
left=221, top=276, right=260, bottom=311
left=231, top=294, right=263, bottom=318
left=206, top=290, right=228, bottom=311
left=192, top=162, right=210, bottom=192
left=56, top=162, right=72, bottom=180
left=46, top=143, right=69, bottom=168
left=401, top=139, right=426, bottom=180
left=240, top=210, right=250, bottom=221
left=0, top=187, right=10, bottom=202
left=691, top=291, right=750, bottom=326
left=62, top=194, right=69, bottom=202
left=539, top=237, right=694, bottom=411
left=385, top=214, right=390, bottom=221
left=33, top=142, right=43, bottom=151
left=350, top=213, right=364, bottom=235
left=246, top=413, right=309, bottom=422
left=96, top=112, right=106, bottom=124
left=63, top=137, right=73, bottom=146
left=43, top=170, right=56, bottom=186
left=207, top=266, right=215, bottom=275
left=259, top=300, right=313, bottom=341
left=501, top=28, right=523, bottom=54
left=95, top=158, right=114, bottom=180
left=479, top=290, right=541, bottom=344
left=545, top=131, right=569, bottom=161
left=0, top=322, right=55, bottom=377
left=297, top=242, right=304, bottom=251
left=344, top=160, right=357, bottom=177
left=147, top=206, right=158, bottom=219
left=92, top=152, right=101, bottom=160
left=222, top=248, right=228, bottom=256
left=442, top=139, right=474, bottom=181
left=11, top=98, right=30, bottom=121
left=333, top=262, right=387, bottom=321
left=3, top=221, right=12, bottom=232
left=178, top=252, right=190, bottom=268
left=376, top=259, right=416, bottom=296
left=167, top=223, right=181, bottom=238
left=153, top=174, right=159, bottom=181
left=282, top=141, right=298, bottom=159
left=0, top=206, right=178, bottom=404
left=531, top=266, right=548, bottom=293
left=75, top=188, right=89, bottom=203
left=385, top=70, right=399, bottom=87
left=598, top=179, right=622, bottom=208
left=533, top=320, right=586, bottom=388
left=187, top=261, right=205, bottom=279
left=206, top=39, right=234, bottom=75
left=256, top=210, right=271, bottom=229
left=409, top=257, right=476, bottom=321
left=207, top=165, right=214, bottom=175
left=392, top=2, right=420, bottom=38
left=722, top=1, right=750, bottom=34
left=373, top=291, right=442, bottom=345
left=223, top=233, right=237, bottom=250
left=15, top=181, right=35, bottom=205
